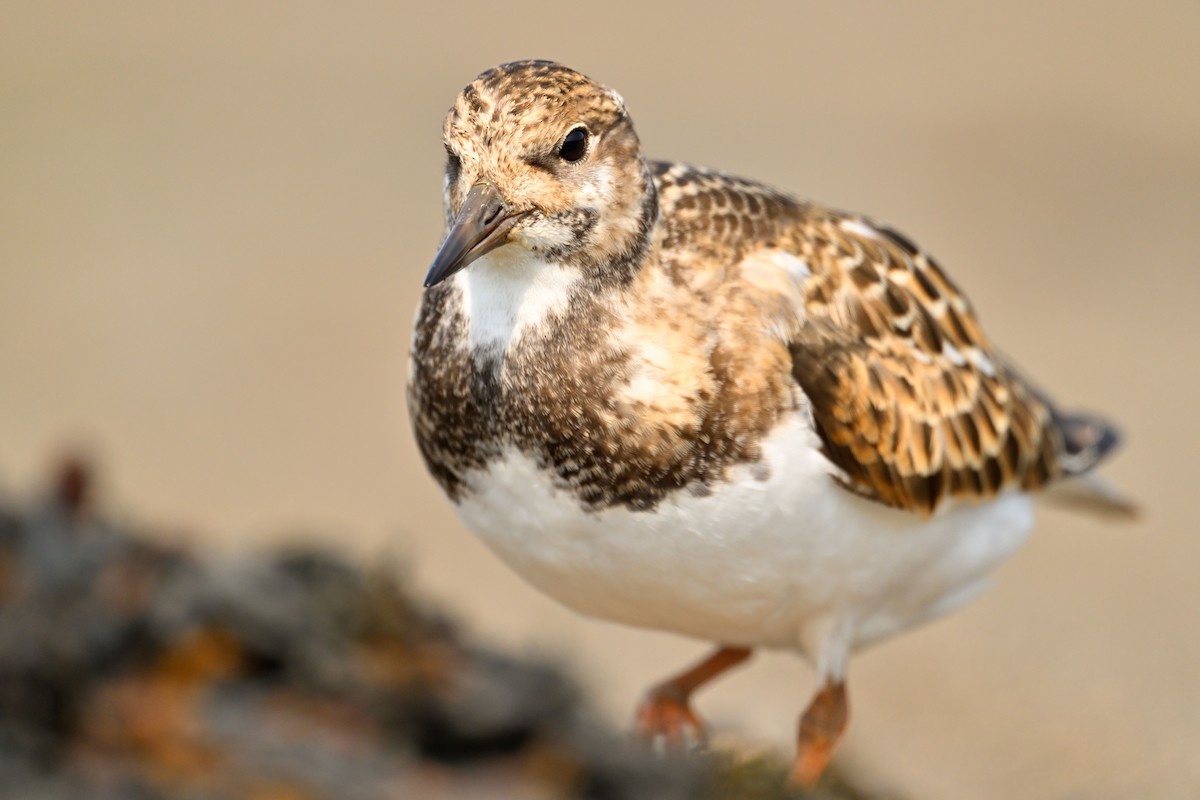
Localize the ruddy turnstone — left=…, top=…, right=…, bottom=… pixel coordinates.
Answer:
left=407, top=60, right=1126, bottom=786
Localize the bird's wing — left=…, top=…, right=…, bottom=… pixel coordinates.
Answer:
left=782, top=209, right=1115, bottom=515
left=647, top=161, right=1120, bottom=515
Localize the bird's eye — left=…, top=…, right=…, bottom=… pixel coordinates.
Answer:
left=557, top=127, right=589, bottom=162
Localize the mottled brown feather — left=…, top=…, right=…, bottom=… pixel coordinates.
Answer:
left=413, top=61, right=1119, bottom=515
left=781, top=211, right=1065, bottom=515
left=649, top=161, right=1081, bottom=515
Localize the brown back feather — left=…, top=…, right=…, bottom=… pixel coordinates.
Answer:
left=650, top=161, right=1120, bottom=515
left=785, top=208, right=1110, bottom=514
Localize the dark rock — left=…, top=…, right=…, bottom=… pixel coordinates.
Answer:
left=0, top=467, right=902, bottom=800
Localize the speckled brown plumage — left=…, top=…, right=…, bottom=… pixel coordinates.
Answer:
left=409, top=249, right=801, bottom=510
left=782, top=210, right=1066, bottom=514
left=646, top=160, right=1114, bottom=514
left=407, top=61, right=1128, bottom=788
left=408, top=60, right=1120, bottom=516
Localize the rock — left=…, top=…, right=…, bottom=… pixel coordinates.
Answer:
left=0, top=462, right=902, bottom=800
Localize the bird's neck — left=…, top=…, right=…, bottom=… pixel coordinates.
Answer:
left=451, top=159, right=660, bottom=358
left=570, top=158, right=659, bottom=288
left=452, top=246, right=590, bottom=358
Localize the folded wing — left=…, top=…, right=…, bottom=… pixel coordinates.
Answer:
left=784, top=211, right=1119, bottom=515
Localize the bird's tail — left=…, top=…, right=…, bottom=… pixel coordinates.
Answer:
left=996, top=350, right=1135, bottom=519
left=1045, top=408, right=1137, bottom=519
left=1052, top=408, right=1122, bottom=478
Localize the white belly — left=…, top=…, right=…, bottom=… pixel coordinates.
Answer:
left=453, top=416, right=1034, bottom=673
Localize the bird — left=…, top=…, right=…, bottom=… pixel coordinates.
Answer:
left=406, top=60, right=1128, bottom=787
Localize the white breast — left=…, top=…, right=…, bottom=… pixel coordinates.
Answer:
left=453, top=245, right=583, bottom=355
left=452, top=415, right=1034, bottom=679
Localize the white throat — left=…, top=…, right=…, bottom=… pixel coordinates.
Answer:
left=453, top=244, right=583, bottom=355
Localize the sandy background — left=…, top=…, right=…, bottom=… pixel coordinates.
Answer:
left=2, top=2, right=1198, bottom=797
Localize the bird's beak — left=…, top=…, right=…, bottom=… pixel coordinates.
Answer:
left=424, top=183, right=524, bottom=287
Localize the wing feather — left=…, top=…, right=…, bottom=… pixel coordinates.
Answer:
left=785, top=210, right=1065, bottom=515
left=648, top=161, right=1121, bottom=515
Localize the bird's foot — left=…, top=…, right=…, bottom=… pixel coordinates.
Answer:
left=788, top=680, right=848, bottom=789
left=635, top=685, right=707, bottom=753
left=633, top=646, right=751, bottom=755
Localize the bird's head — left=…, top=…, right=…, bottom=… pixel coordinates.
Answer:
left=425, top=60, right=657, bottom=287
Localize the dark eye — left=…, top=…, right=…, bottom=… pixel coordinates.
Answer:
left=557, top=127, right=588, bottom=162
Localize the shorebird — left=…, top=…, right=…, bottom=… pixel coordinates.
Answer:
left=407, top=60, right=1127, bottom=786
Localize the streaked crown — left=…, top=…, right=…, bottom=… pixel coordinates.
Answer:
left=435, top=60, right=656, bottom=282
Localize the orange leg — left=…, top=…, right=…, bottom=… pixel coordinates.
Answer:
left=789, top=679, right=849, bottom=789
left=635, top=646, right=753, bottom=750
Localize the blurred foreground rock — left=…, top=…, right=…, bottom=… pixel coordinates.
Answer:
left=0, top=461, right=901, bottom=800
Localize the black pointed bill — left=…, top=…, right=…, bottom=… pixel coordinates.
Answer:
left=424, top=183, right=524, bottom=287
